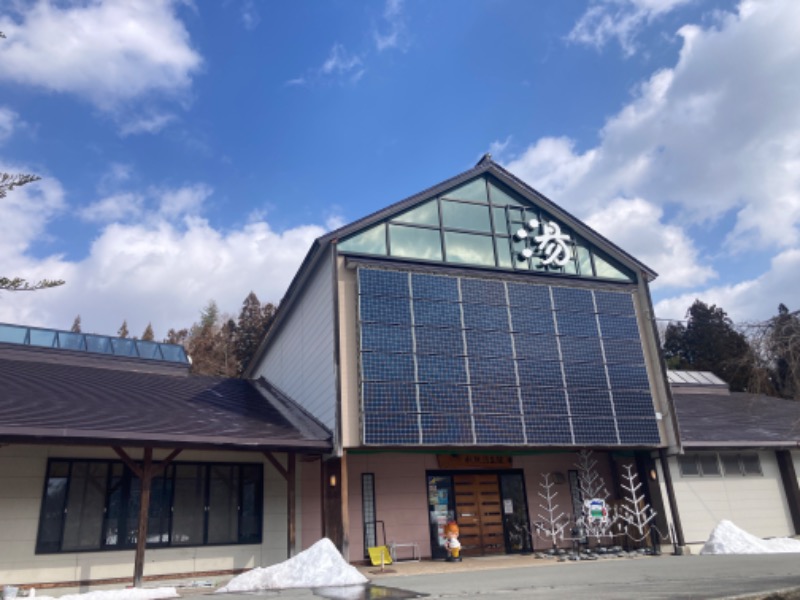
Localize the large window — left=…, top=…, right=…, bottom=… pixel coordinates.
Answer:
left=338, top=175, right=635, bottom=283
left=36, top=459, right=263, bottom=554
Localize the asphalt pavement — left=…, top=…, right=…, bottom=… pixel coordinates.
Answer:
left=211, top=553, right=800, bottom=600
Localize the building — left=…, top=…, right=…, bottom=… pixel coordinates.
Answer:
left=245, top=155, right=681, bottom=561
left=661, top=370, right=800, bottom=551
left=0, top=322, right=331, bottom=587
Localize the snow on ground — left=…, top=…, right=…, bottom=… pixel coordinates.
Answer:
left=215, top=538, right=368, bottom=592
left=32, top=588, right=177, bottom=600
left=701, top=520, right=800, bottom=554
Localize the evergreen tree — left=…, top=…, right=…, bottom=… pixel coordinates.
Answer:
left=663, top=300, right=755, bottom=392
left=236, top=291, right=266, bottom=376
left=118, top=320, right=129, bottom=339
left=70, top=315, right=82, bottom=333
left=141, top=323, right=155, bottom=341
left=766, top=304, right=800, bottom=400
left=185, top=301, right=237, bottom=377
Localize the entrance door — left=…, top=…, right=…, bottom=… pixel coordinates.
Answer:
left=453, top=473, right=504, bottom=556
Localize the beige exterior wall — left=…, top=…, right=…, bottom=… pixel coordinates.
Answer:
left=0, top=445, right=298, bottom=586
left=665, top=451, right=793, bottom=547
left=336, top=254, right=360, bottom=449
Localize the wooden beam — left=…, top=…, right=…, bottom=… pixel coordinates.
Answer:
left=776, top=450, right=800, bottom=534
left=288, top=453, right=296, bottom=557
left=263, top=451, right=288, bottom=480
left=133, top=448, right=153, bottom=587
left=112, top=446, right=143, bottom=479
left=152, top=448, right=183, bottom=477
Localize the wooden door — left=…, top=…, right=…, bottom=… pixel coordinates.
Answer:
left=453, top=473, right=504, bottom=556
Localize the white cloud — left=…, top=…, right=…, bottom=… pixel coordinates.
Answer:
left=321, top=43, right=364, bottom=82
left=503, top=0, right=800, bottom=296
left=584, top=197, right=715, bottom=289
left=0, top=174, right=329, bottom=339
left=374, top=0, right=407, bottom=52
left=78, top=192, right=144, bottom=223
left=654, top=248, right=800, bottom=323
left=0, top=0, right=202, bottom=111
left=568, top=0, right=693, bottom=56
left=0, top=106, right=19, bottom=143
left=240, top=0, right=260, bottom=31
left=119, top=112, right=177, bottom=137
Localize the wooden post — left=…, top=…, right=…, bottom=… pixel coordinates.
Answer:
left=112, top=447, right=181, bottom=588
left=288, top=453, right=296, bottom=557
left=133, top=448, right=153, bottom=588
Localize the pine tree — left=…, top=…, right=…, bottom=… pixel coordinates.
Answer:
left=118, top=320, right=129, bottom=339
left=141, top=323, right=155, bottom=341
left=236, top=291, right=267, bottom=375
left=70, top=315, right=82, bottom=333
left=663, top=300, right=755, bottom=391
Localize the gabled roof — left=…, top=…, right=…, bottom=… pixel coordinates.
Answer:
left=245, top=156, right=656, bottom=376
left=674, top=391, right=800, bottom=448
left=322, top=155, right=656, bottom=278
left=0, top=352, right=332, bottom=452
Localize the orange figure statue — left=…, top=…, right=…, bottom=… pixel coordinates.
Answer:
left=444, top=521, right=462, bottom=562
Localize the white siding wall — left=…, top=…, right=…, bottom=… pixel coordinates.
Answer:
left=668, top=451, right=793, bottom=546
left=252, top=251, right=337, bottom=430
left=0, top=445, right=292, bottom=586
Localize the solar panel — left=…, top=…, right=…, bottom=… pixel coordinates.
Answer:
left=465, top=330, right=514, bottom=358
left=572, top=417, right=618, bottom=444
left=357, top=267, right=659, bottom=447
left=411, top=273, right=458, bottom=302
left=507, top=282, right=551, bottom=308
left=418, top=384, right=471, bottom=413
left=359, top=268, right=409, bottom=297
left=525, top=416, right=573, bottom=444
left=363, top=383, right=418, bottom=412
left=364, top=412, right=419, bottom=444
left=462, top=303, right=509, bottom=330
left=416, top=354, right=468, bottom=383
left=594, top=290, right=635, bottom=314
left=415, top=326, right=464, bottom=355
left=552, top=287, right=594, bottom=313
left=616, top=417, right=660, bottom=445
left=420, top=414, right=474, bottom=444
left=413, top=299, right=461, bottom=328
left=361, top=352, right=415, bottom=381
left=460, top=278, right=507, bottom=305
left=361, top=323, right=413, bottom=353
left=360, top=296, right=412, bottom=325
left=473, top=414, right=525, bottom=444
left=470, top=385, right=521, bottom=414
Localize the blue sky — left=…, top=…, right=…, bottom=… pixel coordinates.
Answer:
left=1, top=0, right=798, bottom=340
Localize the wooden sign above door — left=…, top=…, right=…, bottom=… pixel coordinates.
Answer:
left=437, top=454, right=513, bottom=470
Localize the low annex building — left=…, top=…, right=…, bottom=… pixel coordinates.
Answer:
left=0, top=324, right=331, bottom=587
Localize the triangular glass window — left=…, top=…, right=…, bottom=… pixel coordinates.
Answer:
left=392, top=200, right=439, bottom=226
left=593, top=252, right=633, bottom=281
left=338, top=223, right=387, bottom=255
left=489, top=182, right=525, bottom=207
left=441, top=179, right=488, bottom=203
left=337, top=175, right=636, bottom=283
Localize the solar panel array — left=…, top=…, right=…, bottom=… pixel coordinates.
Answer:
left=358, top=267, right=661, bottom=446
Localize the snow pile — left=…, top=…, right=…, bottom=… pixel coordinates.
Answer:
left=216, top=538, right=368, bottom=592
left=35, top=588, right=177, bottom=600
left=700, top=520, right=800, bottom=554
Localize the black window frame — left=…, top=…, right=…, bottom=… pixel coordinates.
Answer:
left=35, top=458, right=263, bottom=555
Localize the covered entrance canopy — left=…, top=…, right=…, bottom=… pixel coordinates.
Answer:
left=0, top=331, right=332, bottom=587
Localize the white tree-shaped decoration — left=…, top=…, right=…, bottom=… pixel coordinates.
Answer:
left=536, top=472, right=569, bottom=549
left=618, top=464, right=658, bottom=543
left=575, top=450, right=617, bottom=542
